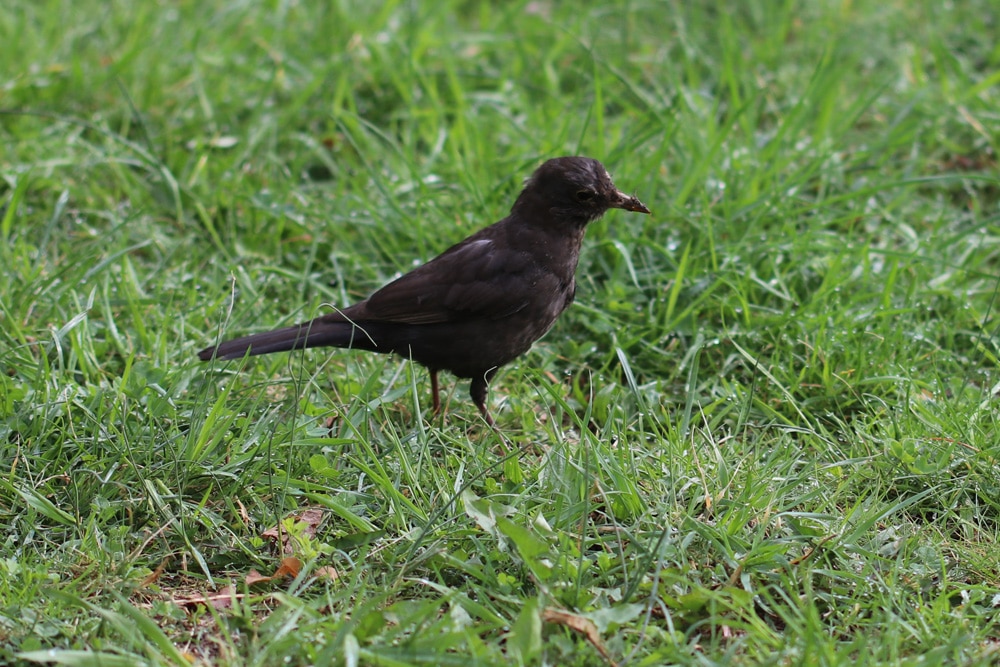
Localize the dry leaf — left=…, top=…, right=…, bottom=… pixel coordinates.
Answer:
left=275, top=556, right=302, bottom=579
left=296, top=509, right=324, bottom=535
left=262, top=508, right=325, bottom=554
left=236, top=497, right=250, bottom=525
left=140, top=557, right=170, bottom=587
left=246, top=557, right=301, bottom=586
left=175, top=585, right=240, bottom=610
left=542, top=608, right=616, bottom=667
left=212, top=584, right=237, bottom=609
left=246, top=569, right=272, bottom=586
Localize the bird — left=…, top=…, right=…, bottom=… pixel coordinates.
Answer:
left=198, top=156, right=650, bottom=425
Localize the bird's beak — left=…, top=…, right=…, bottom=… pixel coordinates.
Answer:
left=612, top=190, right=651, bottom=215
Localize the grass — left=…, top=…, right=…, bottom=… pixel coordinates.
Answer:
left=2, top=0, right=999, bottom=664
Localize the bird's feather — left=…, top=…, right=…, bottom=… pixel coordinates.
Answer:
left=360, top=237, right=535, bottom=324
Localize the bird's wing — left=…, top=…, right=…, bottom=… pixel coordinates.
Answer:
left=362, top=237, right=536, bottom=325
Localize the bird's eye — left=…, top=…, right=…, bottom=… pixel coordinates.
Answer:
left=576, top=190, right=595, bottom=201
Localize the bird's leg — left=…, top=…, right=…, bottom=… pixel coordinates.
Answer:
left=430, top=369, right=441, bottom=416
left=469, top=372, right=496, bottom=427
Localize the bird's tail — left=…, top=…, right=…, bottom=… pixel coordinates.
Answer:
left=198, top=318, right=376, bottom=361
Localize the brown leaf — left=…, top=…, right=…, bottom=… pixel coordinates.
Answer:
left=140, top=557, right=170, bottom=587
left=235, top=497, right=250, bottom=525
left=542, top=608, right=616, bottom=667
left=315, top=566, right=340, bottom=582
left=175, top=586, right=239, bottom=610
left=211, top=584, right=237, bottom=609
left=246, top=557, right=301, bottom=587
left=262, top=508, right=325, bottom=554
left=275, top=556, right=301, bottom=580
left=261, top=525, right=282, bottom=545
left=298, top=509, right=324, bottom=533
left=246, top=569, right=272, bottom=586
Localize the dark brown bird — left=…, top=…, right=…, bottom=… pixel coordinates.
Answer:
left=199, top=156, right=650, bottom=425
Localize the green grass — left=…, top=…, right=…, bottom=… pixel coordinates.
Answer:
left=2, top=0, right=1000, bottom=664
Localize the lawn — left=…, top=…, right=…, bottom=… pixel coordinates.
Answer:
left=2, top=0, right=999, bottom=665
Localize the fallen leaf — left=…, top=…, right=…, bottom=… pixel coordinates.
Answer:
left=140, top=557, right=170, bottom=587
left=246, top=569, right=272, bottom=586
left=212, top=584, right=237, bottom=610
left=542, top=608, right=616, bottom=667
left=175, top=585, right=239, bottom=610
left=246, top=557, right=302, bottom=586
left=262, top=508, right=325, bottom=554
left=275, top=556, right=302, bottom=579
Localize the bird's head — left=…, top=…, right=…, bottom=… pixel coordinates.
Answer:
left=514, top=156, right=651, bottom=225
